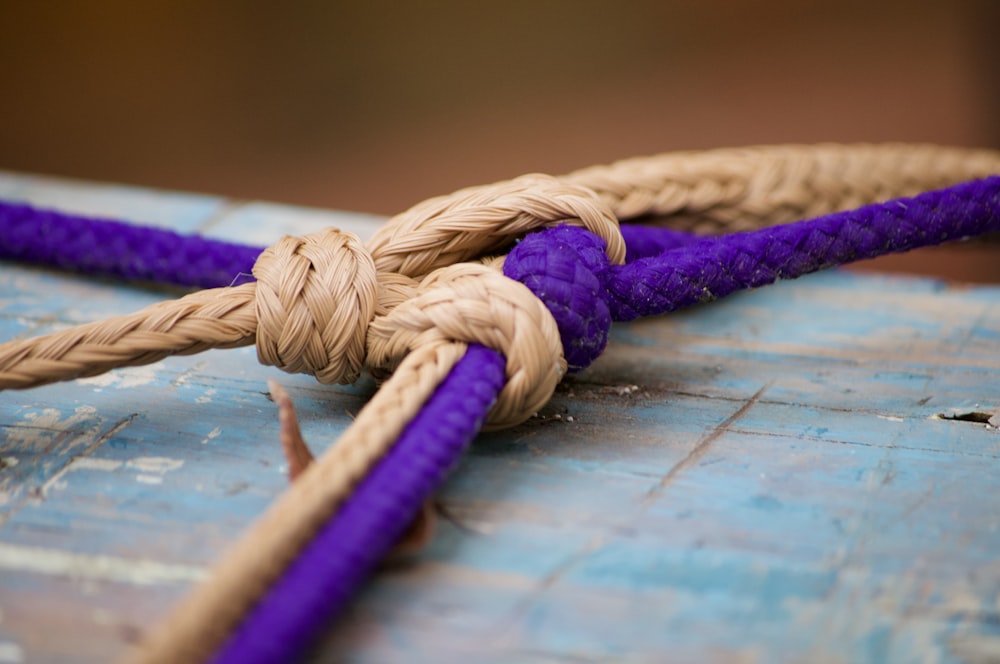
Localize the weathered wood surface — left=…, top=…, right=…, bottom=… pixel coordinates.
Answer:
left=1, top=170, right=999, bottom=664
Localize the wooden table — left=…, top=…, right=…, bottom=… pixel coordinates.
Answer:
left=1, top=172, right=999, bottom=664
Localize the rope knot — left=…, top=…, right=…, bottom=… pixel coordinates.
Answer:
left=503, top=225, right=613, bottom=372
left=252, top=228, right=377, bottom=384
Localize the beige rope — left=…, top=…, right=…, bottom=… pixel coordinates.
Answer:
left=130, top=263, right=565, bottom=664
left=0, top=179, right=619, bottom=391
left=131, top=341, right=467, bottom=664
left=3, top=144, right=998, bottom=392
left=0, top=284, right=257, bottom=389
left=563, top=143, right=1000, bottom=232
left=0, top=142, right=997, bottom=664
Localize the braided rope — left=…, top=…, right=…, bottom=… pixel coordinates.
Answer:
left=212, top=344, right=506, bottom=664
left=1, top=143, right=998, bottom=664
left=133, top=341, right=467, bottom=664
left=3, top=144, right=999, bottom=289
left=564, top=143, right=1000, bottom=231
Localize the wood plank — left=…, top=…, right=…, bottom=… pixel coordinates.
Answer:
left=1, top=173, right=999, bottom=664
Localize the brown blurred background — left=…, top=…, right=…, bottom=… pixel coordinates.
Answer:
left=1, top=1, right=998, bottom=279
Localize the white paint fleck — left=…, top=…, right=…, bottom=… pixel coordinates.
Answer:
left=0, top=642, right=24, bottom=663
left=70, top=457, right=123, bottom=472
left=195, top=388, right=218, bottom=404
left=0, top=542, right=207, bottom=586
left=0, top=457, right=17, bottom=468
left=135, top=474, right=163, bottom=485
left=125, top=457, right=184, bottom=474
left=200, top=426, right=222, bottom=445
left=76, top=362, right=165, bottom=389
left=877, top=415, right=905, bottom=422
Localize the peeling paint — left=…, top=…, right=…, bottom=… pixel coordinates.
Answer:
left=70, top=457, right=123, bottom=472
left=5, top=406, right=100, bottom=451
left=76, top=363, right=165, bottom=389
left=195, top=388, right=218, bottom=404
left=125, top=457, right=184, bottom=474
left=200, top=426, right=222, bottom=445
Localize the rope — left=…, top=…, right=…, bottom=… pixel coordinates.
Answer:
left=136, top=175, right=1000, bottom=664
left=0, top=201, right=261, bottom=289
left=130, top=342, right=471, bottom=664
left=0, top=188, right=612, bottom=398
left=0, top=143, right=998, bottom=664
left=505, top=176, right=1000, bottom=371
left=211, top=344, right=506, bottom=664
left=3, top=144, right=999, bottom=288
left=203, top=177, right=1000, bottom=662
left=563, top=143, right=1000, bottom=231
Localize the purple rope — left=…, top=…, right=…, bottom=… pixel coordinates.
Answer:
left=3, top=176, right=1000, bottom=663
left=0, top=201, right=260, bottom=288
left=210, top=344, right=505, bottom=664
left=0, top=199, right=695, bottom=286
left=504, top=175, right=1000, bottom=371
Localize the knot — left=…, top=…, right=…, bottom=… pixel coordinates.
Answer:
left=504, top=226, right=613, bottom=372
left=366, top=263, right=565, bottom=427
left=252, top=228, right=377, bottom=384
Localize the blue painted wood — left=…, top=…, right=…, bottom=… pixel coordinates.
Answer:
left=1, top=173, right=999, bottom=664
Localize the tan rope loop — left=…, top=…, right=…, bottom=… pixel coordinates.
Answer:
left=252, top=228, right=378, bottom=384
left=366, top=262, right=566, bottom=427
left=366, top=173, right=627, bottom=278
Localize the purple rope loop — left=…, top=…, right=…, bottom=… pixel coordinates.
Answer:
left=505, top=175, right=1000, bottom=370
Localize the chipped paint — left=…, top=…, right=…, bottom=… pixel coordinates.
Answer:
left=200, top=426, right=222, bottom=445
left=0, top=542, right=207, bottom=585
left=195, top=388, right=217, bottom=404
left=69, top=458, right=123, bottom=472
left=135, top=475, right=163, bottom=485
left=124, top=457, right=184, bottom=474
left=5, top=406, right=99, bottom=451
left=76, top=362, right=165, bottom=389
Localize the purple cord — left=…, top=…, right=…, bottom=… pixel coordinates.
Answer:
left=3, top=176, right=1000, bottom=662
left=505, top=175, right=1000, bottom=370
left=0, top=201, right=261, bottom=288
left=210, top=344, right=505, bottom=664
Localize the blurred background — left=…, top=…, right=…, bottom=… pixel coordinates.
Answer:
left=1, top=1, right=998, bottom=279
